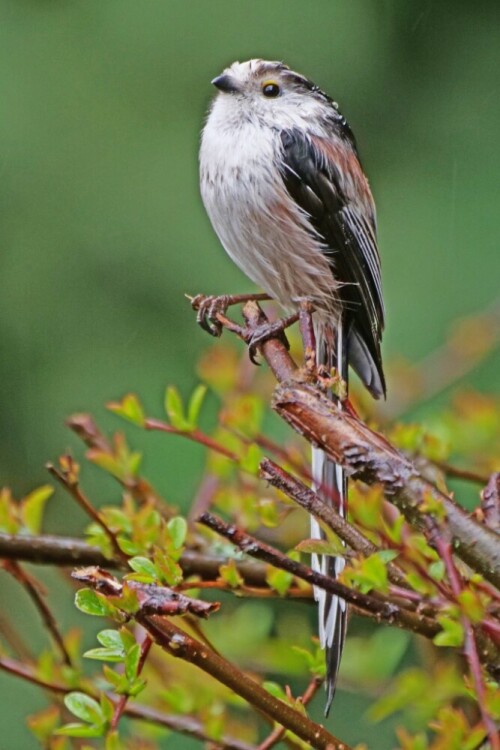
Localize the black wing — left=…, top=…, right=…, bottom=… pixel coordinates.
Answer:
left=280, top=128, right=385, bottom=398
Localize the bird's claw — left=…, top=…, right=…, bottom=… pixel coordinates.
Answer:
left=190, top=294, right=231, bottom=337
left=245, top=321, right=290, bottom=365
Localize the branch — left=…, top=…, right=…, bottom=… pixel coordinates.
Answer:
left=0, top=532, right=268, bottom=586
left=0, top=656, right=255, bottom=750
left=198, top=512, right=441, bottom=640
left=259, top=458, right=409, bottom=591
left=47, top=458, right=129, bottom=565
left=199, top=513, right=500, bottom=672
left=138, top=614, right=348, bottom=750
left=272, top=381, right=500, bottom=589
left=234, top=301, right=500, bottom=590
left=3, top=561, right=72, bottom=666
left=77, top=570, right=349, bottom=750
left=73, top=568, right=350, bottom=750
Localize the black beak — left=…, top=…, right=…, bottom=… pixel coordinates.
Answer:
left=211, top=74, right=239, bottom=94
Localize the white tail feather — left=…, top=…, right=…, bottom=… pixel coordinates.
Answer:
left=311, top=323, right=348, bottom=715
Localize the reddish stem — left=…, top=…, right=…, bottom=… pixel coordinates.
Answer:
left=145, top=419, right=239, bottom=461
left=110, top=634, right=153, bottom=731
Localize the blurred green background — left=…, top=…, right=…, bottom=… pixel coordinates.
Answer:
left=1, top=1, right=499, bottom=747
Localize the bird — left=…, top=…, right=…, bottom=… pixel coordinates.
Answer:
left=199, top=59, right=385, bottom=713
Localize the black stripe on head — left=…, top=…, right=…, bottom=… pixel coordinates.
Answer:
left=253, top=60, right=289, bottom=78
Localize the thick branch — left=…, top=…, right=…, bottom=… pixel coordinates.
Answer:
left=272, top=382, right=500, bottom=589
left=0, top=532, right=271, bottom=586
left=71, top=565, right=349, bottom=750
left=138, top=614, right=348, bottom=750
left=236, top=302, right=500, bottom=589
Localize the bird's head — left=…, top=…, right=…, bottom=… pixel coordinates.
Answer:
left=209, top=59, right=337, bottom=129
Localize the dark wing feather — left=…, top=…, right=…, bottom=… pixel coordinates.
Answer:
left=280, top=128, right=385, bottom=397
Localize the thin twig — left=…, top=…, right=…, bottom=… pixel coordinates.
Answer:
left=257, top=676, right=323, bottom=750
left=145, top=419, right=239, bottom=461
left=425, top=519, right=500, bottom=750
left=47, top=460, right=129, bottom=565
left=260, top=458, right=409, bottom=590
left=433, top=461, right=489, bottom=487
left=3, top=561, right=72, bottom=666
left=198, top=512, right=441, bottom=640
left=67, top=413, right=172, bottom=515
left=110, top=634, right=152, bottom=731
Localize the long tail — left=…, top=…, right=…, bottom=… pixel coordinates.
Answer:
left=311, top=321, right=348, bottom=715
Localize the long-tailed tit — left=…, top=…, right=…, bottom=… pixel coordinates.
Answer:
left=199, top=59, right=385, bottom=713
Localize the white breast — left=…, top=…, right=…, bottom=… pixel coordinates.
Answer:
left=199, top=100, right=340, bottom=319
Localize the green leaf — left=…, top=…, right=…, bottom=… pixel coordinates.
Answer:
left=20, top=485, right=54, bottom=533
left=0, top=488, right=19, bottom=534
left=105, top=730, right=123, bottom=750
left=266, top=567, right=293, bottom=596
left=165, top=386, right=190, bottom=431
left=295, top=537, right=345, bottom=556
left=377, top=549, right=398, bottom=563
left=153, top=548, right=183, bottom=585
left=127, top=677, right=146, bottom=698
left=344, top=552, right=390, bottom=594
left=102, top=665, right=124, bottom=689
left=63, top=693, right=104, bottom=724
left=384, top=514, right=405, bottom=544
left=107, top=393, right=145, bottom=427
left=457, top=589, right=485, bottom=623
left=292, top=643, right=326, bottom=678
left=239, top=443, right=262, bottom=474
left=429, top=560, right=445, bottom=581
left=187, top=384, right=208, bottom=428
left=75, top=589, right=119, bottom=619
left=117, top=536, right=141, bottom=556
left=263, top=681, right=288, bottom=702
left=257, top=498, right=280, bottom=528
left=97, top=629, right=124, bottom=650
left=55, top=723, right=104, bottom=738
left=124, top=643, right=141, bottom=681
left=128, top=556, right=158, bottom=579
left=83, top=647, right=124, bottom=662
left=167, top=516, right=187, bottom=549
left=161, top=685, right=194, bottom=713
left=219, top=559, right=244, bottom=588
left=434, top=615, right=464, bottom=647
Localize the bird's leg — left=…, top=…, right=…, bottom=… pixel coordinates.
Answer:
left=298, top=299, right=318, bottom=374
left=189, top=292, right=270, bottom=337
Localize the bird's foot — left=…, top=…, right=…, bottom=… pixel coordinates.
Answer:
left=188, top=292, right=271, bottom=337
left=245, top=313, right=299, bottom=365
left=189, top=294, right=231, bottom=336
left=296, top=298, right=317, bottom=373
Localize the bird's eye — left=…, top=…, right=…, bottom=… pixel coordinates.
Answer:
left=262, top=80, right=281, bottom=98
